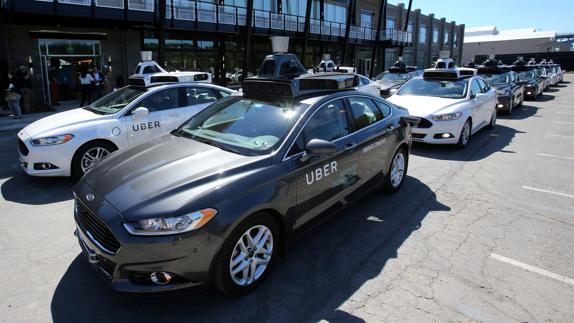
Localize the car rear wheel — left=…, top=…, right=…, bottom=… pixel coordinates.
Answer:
left=382, top=147, right=408, bottom=193
left=213, top=212, right=278, bottom=296
left=456, top=119, right=471, bottom=149
left=72, top=141, right=117, bottom=178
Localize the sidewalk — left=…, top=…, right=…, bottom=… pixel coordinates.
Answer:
left=0, top=101, right=79, bottom=132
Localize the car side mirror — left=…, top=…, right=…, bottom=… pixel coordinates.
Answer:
left=300, top=139, right=336, bottom=162
left=133, top=107, right=149, bottom=119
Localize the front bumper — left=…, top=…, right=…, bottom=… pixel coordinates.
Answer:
left=523, top=86, right=537, bottom=99
left=17, top=130, right=73, bottom=177
left=496, top=95, right=511, bottom=111
left=410, top=117, right=464, bottom=145
left=73, top=185, right=224, bottom=293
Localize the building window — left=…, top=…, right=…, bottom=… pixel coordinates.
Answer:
left=254, top=0, right=275, bottom=12
left=386, top=18, right=395, bottom=31
left=128, top=0, right=154, bottom=12
left=433, top=29, right=438, bottom=44
left=360, top=10, right=374, bottom=27
left=453, top=33, right=458, bottom=48
left=324, top=3, right=347, bottom=23
left=281, top=0, right=307, bottom=16
left=417, top=52, right=427, bottom=68
left=444, top=31, right=449, bottom=46
left=419, top=24, right=427, bottom=44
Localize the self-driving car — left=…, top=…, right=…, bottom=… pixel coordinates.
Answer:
left=18, top=81, right=234, bottom=177
left=477, top=61, right=523, bottom=114
left=374, top=63, right=420, bottom=98
left=513, top=61, right=545, bottom=100
left=72, top=51, right=418, bottom=296
left=387, top=57, right=497, bottom=148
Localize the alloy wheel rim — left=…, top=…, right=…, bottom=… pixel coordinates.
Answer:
left=229, top=225, right=273, bottom=286
left=390, top=152, right=405, bottom=188
left=462, top=122, right=470, bottom=146
left=81, top=147, right=110, bottom=174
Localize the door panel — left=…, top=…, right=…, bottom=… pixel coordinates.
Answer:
left=289, top=99, right=360, bottom=228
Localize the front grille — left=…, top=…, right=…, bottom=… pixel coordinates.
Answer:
left=98, top=257, right=116, bottom=279
left=75, top=198, right=121, bottom=254
left=416, top=118, right=433, bottom=128
left=412, top=133, right=426, bottom=139
left=18, top=139, right=29, bottom=156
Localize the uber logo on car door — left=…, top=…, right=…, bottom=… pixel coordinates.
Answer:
left=306, top=161, right=338, bottom=185
left=132, top=121, right=161, bottom=132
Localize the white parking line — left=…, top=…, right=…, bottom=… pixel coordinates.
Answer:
left=490, top=253, right=574, bottom=286
left=545, top=134, right=574, bottom=139
left=537, top=153, right=574, bottom=161
left=522, top=186, right=574, bottom=199
left=553, top=122, right=574, bottom=125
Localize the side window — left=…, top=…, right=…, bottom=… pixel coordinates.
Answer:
left=477, top=78, right=489, bottom=93
left=288, top=99, right=349, bottom=156
left=185, top=87, right=218, bottom=105
left=348, top=97, right=383, bottom=130
left=143, top=65, right=161, bottom=74
left=360, top=76, right=370, bottom=86
left=136, top=88, right=180, bottom=112
left=470, top=80, right=481, bottom=97
left=375, top=100, right=392, bottom=118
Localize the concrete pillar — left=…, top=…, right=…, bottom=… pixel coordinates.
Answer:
left=427, top=13, right=434, bottom=67
left=413, top=9, right=420, bottom=67
left=444, top=18, right=446, bottom=50
left=449, top=21, right=455, bottom=58
left=397, top=3, right=404, bottom=31
left=458, top=24, right=465, bottom=65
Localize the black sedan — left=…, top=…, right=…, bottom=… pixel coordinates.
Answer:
left=72, top=56, right=418, bottom=296
left=478, top=68, right=524, bottom=114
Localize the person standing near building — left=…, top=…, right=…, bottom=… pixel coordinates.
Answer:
left=79, top=68, right=94, bottom=107
left=49, top=65, right=60, bottom=106
left=18, top=66, right=34, bottom=114
left=92, top=66, right=104, bottom=100
left=5, top=72, right=22, bottom=119
left=103, top=66, right=112, bottom=95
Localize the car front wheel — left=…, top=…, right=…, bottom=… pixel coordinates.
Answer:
left=72, top=141, right=117, bottom=178
left=213, top=213, right=278, bottom=296
left=456, top=119, right=471, bottom=149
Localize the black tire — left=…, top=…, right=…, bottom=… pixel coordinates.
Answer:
left=71, top=141, right=117, bottom=178
left=213, top=212, right=279, bottom=296
left=486, top=109, right=496, bottom=129
left=456, top=119, right=471, bottom=149
left=382, top=147, right=408, bottom=194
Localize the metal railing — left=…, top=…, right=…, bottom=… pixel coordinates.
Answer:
left=28, top=0, right=413, bottom=44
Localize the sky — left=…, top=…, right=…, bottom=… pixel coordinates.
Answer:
left=388, top=0, right=574, bottom=33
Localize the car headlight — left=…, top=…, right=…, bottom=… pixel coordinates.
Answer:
left=123, top=208, right=217, bottom=236
left=432, top=112, right=463, bottom=121
left=30, top=134, right=74, bottom=146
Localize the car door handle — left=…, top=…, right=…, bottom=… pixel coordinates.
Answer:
left=344, top=142, right=357, bottom=152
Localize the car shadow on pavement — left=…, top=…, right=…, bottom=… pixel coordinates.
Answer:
left=412, top=124, right=525, bottom=162
left=1, top=174, right=75, bottom=205
left=51, top=176, right=449, bottom=323
left=536, top=94, right=555, bottom=102
left=497, top=104, right=540, bottom=121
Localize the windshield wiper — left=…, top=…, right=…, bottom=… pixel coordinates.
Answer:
left=208, top=141, right=242, bottom=154
left=83, top=106, right=106, bottom=115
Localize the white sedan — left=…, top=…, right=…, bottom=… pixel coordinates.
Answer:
left=387, top=74, right=497, bottom=148
left=18, top=83, right=234, bottom=177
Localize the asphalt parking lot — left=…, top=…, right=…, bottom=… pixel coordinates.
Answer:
left=1, top=76, right=573, bottom=323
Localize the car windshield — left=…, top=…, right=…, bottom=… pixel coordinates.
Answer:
left=396, top=78, right=468, bottom=99
left=176, top=96, right=305, bottom=156
left=518, top=71, right=535, bottom=80
left=84, top=86, right=147, bottom=115
left=375, top=72, right=409, bottom=81
left=482, top=73, right=510, bottom=84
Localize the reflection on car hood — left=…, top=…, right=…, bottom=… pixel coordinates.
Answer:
left=387, top=95, right=466, bottom=117
left=23, top=108, right=109, bottom=138
left=82, top=134, right=270, bottom=220
left=376, top=80, right=404, bottom=90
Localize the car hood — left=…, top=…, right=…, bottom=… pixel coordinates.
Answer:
left=376, top=80, right=404, bottom=90
left=23, top=108, right=110, bottom=138
left=491, top=83, right=510, bottom=90
left=387, top=95, right=465, bottom=117
left=81, top=134, right=269, bottom=220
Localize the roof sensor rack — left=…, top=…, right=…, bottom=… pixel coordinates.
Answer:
left=242, top=37, right=358, bottom=102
